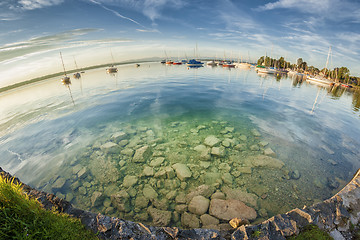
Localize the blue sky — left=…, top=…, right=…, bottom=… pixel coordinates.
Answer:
left=0, top=0, right=360, bottom=86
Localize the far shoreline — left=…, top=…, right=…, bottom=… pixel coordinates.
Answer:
left=0, top=59, right=156, bottom=94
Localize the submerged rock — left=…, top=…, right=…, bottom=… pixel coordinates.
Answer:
left=72, top=164, right=83, bottom=175
left=181, top=212, right=200, bottom=228
left=211, top=191, right=226, bottom=200
left=143, top=184, right=158, bottom=200
left=188, top=196, right=210, bottom=215
left=200, top=149, right=211, bottom=161
left=290, top=170, right=301, bottom=180
left=143, top=166, right=154, bottom=176
left=259, top=141, right=269, bottom=147
left=245, top=155, right=285, bottom=169
left=150, top=157, right=164, bottom=167
left=134, top=195, right=149, bottom=209
left=209, top=199, right=257, bottom=221
left=251, top=129, right=261, bottom=137
left=120, top=148, right=134, bottom=157
left=111, top=190, right=130, bottom=212
left=100, top=142, right=119, bottom=154
left=133, top=145, right=152, bottom=162
left=222, top=186, right=258, bottom=207
left=264, top=147, right=276, bottom=157
left=122, top=175, right=138, bottom=188
left=194, top=144, right=207, bottom=153
left=211, top=147, right=225, bottom=157
left=203, top=172, right=222, bottom=186
left=250, top=144, right=260, bottom=151
left=111, top=131, right=127, bottom=143
left=186, top=185, right=215, bottom=202
left=327, top=177, right=340, bottom=189
left=91, top=191, right=104, bottom=207
left=204, top=136, right=220, bottom=147
left=88, top=157, right=118, bottom=183
left=200, top=214, right=219, bottom=226
left=172, top=163, right=192, bottom=181
left=147, top=206, right=172, bottom=226
left=239, top=135, right=248, bottom=142
left=52, top=177, right=66, bottom=189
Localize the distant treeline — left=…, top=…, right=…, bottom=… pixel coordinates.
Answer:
left=257, top=56, right=360, bottom=86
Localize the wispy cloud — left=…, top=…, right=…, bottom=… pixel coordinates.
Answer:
left=87, top=0, right=147, bottom=29
left=0, top=28, right=132, bottom=64
left=256, top=0, right=331, bottom=13
left=142, top=0, right=186, bottom=22
left=256, top=0, right=360, bottom=23
left=1, top=0, right=64, bottom=11
left=18, top=0, right=64, bottom=10
left=88, top=0, right=187, bottom=23
left=136, top=29, right=160, bottom=33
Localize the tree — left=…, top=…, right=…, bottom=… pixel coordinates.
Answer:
left=257, top=56, right=265, bottom=65
left=297, top=58, right=303, bottom=68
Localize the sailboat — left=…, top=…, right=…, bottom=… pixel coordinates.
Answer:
left=73, top=57, right=81, bottom=79
left=306, top=46, right=334, bottom=86
left=60, top=52, right=75, bottom=105
left=234, top=54, right=251, bottom=69
left=60, top=52, right=71, bottom=85
left=107, top=50, right=118, bottom=73
left=186, top=43, right=204, bottom=67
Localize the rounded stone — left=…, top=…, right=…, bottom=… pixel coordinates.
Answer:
left=188, top=195, right=210, bottom=215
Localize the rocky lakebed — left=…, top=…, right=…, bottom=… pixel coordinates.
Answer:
left=36, top=118, right=343, bottom=230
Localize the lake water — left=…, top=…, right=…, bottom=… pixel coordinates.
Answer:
left=0, top=62, right=359, bottom=228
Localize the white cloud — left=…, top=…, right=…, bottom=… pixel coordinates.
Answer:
left=18, top=0, right=64, bottom=10
left=88, top=0, right=187, bottom=22
left=257, top=0, right=331, bottom=13
left=136, top=28, right=160, bottom=33
left=256, top=0, right=360, bottom=23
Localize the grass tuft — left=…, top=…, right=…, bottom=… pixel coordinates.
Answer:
left=288, top=224, right=333, bottom=240
left=0, top=175, right=98, bottom=239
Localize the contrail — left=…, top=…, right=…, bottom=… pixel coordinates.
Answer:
left=88, top=0, right=147, bottom=29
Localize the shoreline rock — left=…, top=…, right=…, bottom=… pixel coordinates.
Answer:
left=1, top=167, right=360, bottom=239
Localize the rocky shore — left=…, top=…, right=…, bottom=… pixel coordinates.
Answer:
left=1, top=166, right=359, bottom=239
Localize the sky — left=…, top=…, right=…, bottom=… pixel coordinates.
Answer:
left=0, top=0, right=360, bottom=87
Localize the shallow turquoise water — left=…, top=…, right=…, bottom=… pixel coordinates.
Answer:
left=0, top=63, right=359, bottom=228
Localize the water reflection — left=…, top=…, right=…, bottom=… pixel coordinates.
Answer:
left=0, top=63, right=359, bottom=229
left=329, top=84, right=346, bottom=99
left=352, top=90, right=360, bottom=112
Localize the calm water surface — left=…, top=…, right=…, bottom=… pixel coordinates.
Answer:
left=1, top=63, right=360, bottom=228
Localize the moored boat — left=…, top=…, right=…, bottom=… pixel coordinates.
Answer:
left=222, top=62, right=235, bottom=68
left=207, top=60, right=217, bottom=66
left=235, top=62, right=251, bottom=69
left=107, top=50, right=118, bottom=73
left=186, top=59, right=204, bottom=67
left=306, top=75, right=334, bottom=86
left=59, top=52, right=71, bottom=85
left=257, top=67, right=276, bottom=74
left=107, top=65, right=118, bottom=73
left=73, top=72, right=81, bottom=79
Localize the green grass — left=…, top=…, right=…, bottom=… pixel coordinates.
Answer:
left=288, top=224, right=333, bottom=240
left=0, top=175, right=98, bottom=240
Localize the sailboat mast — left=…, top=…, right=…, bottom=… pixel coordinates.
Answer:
left=60, top=52, right=67, bottom=76
left=110, top=50, right=116, bottom=65
left=74, top=57, right=79, bottom=70
left=325, top=46, right=331, bottom=70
